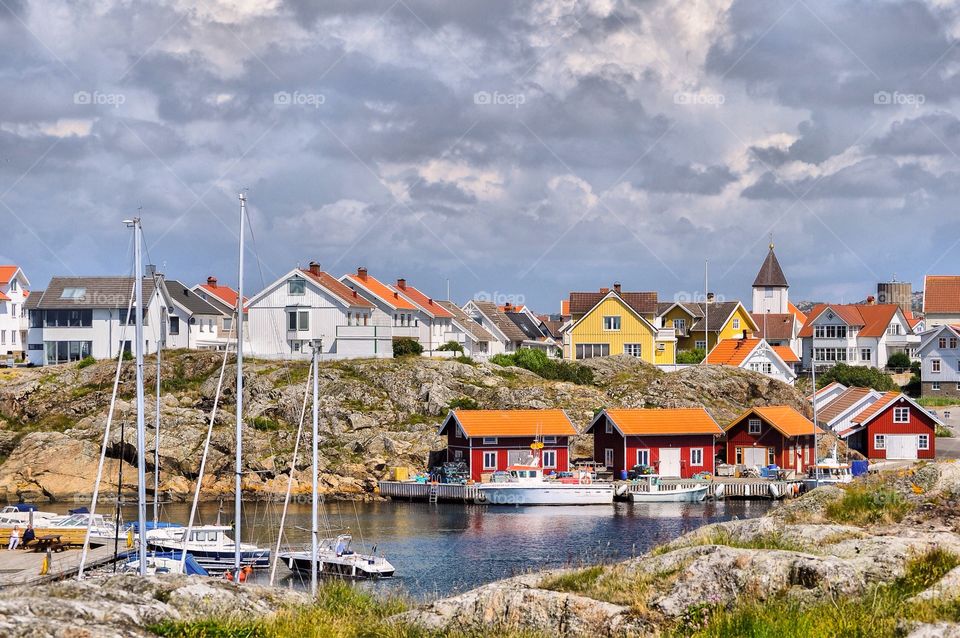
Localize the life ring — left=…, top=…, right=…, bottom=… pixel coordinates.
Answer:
left=580, top=474, right=592, bottom=485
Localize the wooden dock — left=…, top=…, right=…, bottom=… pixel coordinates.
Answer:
left=0, top=543, right=129, bottom=588
left=378, top=481, right=480, bottom=502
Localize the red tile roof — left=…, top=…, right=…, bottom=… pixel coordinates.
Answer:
left=344, top=272, right=417, bottom=310
left=727, top=406, right=819, bottom=437
left=751, top=313, right=796, bottom=340
left=788, top=302, right=807, bottom=324
left=924, top=276, right=960, bottom=314
left=199, top=282, right=242, bottom=309
left=706, top=338, right=761, bottom=366
left=301, top=269, right=374, bottom=308
left=393, top=282, right=452, bottom=317
left=798, top=304, right=902, bottom=338
left=0, top=291, right=8, bottom=301
left=595, top=408, right=723, bottom=436
left=0, top=266, right=19, bottom=284
left=850, top=391, right=901, bottom=425
left=772, top=345, right=799, bottom=364
left=439, top=409, right=577, bottom=437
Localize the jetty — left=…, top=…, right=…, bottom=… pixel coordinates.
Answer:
left=0, top=543, right=129, bottom=588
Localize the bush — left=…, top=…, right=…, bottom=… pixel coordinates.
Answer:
left=251, top=416, right=282, bottom=432
left=392, top=337, right=423, bottom=358
left=887, top=352, right=912, bottom=370
left=489, top=353, right=514, bottom=367
left=489, top=349, right=594, bottom=385
left=817, top=363, right=898, bottom=392
left=122, top=349, right=133, bottom=361
left=76, top=356, right=96, bottom=369
left=676, top=348, right=705, bottom=364
left=436, top=340, right=464, bottom=354
left=447, top=396, right=479, bottom=411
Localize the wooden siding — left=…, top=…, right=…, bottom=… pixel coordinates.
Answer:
left=592, top=425, right=717, bottom=478
left=725, top=415, right=816, bottom=472
left=445, top=432, right=571, bottom=481
left=863, top=399, right=936, bottom=460
left=567, top=296, right=656, bottom=363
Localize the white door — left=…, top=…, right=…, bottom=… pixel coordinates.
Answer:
left=659, top=448, right=681, bottom=477
left=604, top=448, right=614, bottom=468
left=743, top=447, right=767, bottom=467
left=886, top=435, right=918, bottom=460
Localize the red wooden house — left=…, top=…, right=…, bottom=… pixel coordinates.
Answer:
left=438, top=409, right=576, bottom=482
left=724, top=406, right=819, bottom=473
left=585, top=408, right=723, bottom=478
left=837, top=392, right=939, bottom=460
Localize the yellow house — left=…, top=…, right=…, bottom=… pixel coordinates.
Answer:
left=564, top=286, right=676, bottom=363
left=657, top=300, right=758, bottom=353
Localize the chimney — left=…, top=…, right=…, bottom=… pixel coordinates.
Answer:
left=613, top=282, right=622, bottom=293
left=706, top=292, right=715, bottom=303
left=207, top=276, right=218, bottom=288
left=396, top=278, right=406, bottom=290
left=357, top=267, right=368, bottom=280
left=308, top=261, right=321, bottom=275
left=504, top=302, right=513, bottom=312
left=866, top=295, right=876, bottom=305
left=600, top=287, right=610, bottom=294
left=742, top=329, right=748, bottom=340
left=145, top=264, right=157, bottom=278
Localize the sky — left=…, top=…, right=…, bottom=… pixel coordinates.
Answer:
left=1, top=0, right=960, bottom=314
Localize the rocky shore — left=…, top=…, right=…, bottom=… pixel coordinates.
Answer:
left=0, top=351, right=808, bottom=502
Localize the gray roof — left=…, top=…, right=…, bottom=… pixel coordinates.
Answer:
left=436, top=301, right=496, bottom=342
left=506, top=312, right=548, bottom=341
left=689, top=301, right=745, bottom=333
left=28, top=276, right=157, bottom=309
left=469, top=300, right=528, bottom=342
left=753, top=247, right=789, bottom=288
left=164, top=280, right=225, bottom=316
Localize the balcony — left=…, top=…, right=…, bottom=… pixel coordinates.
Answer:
left=884, top=333, right=920, bottom=347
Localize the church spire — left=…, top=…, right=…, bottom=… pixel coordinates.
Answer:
left=753, top=241, right=788, bottom=288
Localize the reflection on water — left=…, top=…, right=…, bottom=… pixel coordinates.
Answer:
left=67, top=498, right=772, bottom=599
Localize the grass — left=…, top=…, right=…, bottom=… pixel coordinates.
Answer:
left=250, top=416, right=283, bottom=432
left=676, top=548, right=960, bottom=638
left=824, top=483, right=914, bottom=526
left=937, top=424, right=953, bottom=438
left=150, top=581, right=544, bottom=638
left=917, top=396, right=960, bottom=407
left=652, top=529, right=810, bottom=556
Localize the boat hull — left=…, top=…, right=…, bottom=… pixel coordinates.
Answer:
left=281, top=552, right=395, bottom=579
left=146, top=543, right=270, bottom=572
left=476, top=484, right=614, bottom=505
left=629, top=486, right=708, bottom=503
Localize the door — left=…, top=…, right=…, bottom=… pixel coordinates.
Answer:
left=659, top=448, right=681, bottom=477
left=743, top=447, right=767, bottom=468
left=604, top=448, right=614, bottom=468
left=885, top=435, right=918, bottom=460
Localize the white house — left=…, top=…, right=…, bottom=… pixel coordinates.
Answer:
left=163, top=279, right=231, bottom=351
left=25, top=276, right=167, bottom=365
left=923, top=275, right=960, bottom=328
left=705, top=337, right=798, bottom=385
left=916, top=324, right=960, bottom=398
left=389, top=278, right=457, bottom=354
left=246, top=262, right=389, bottom=359
left=0, top=265, right=30, bottom=362
left=435, top=300, right=497, bottom=357
left=799, top=302, right=919, bottom=370
left=340, top=267, right=424, bottom=343
left=191, top=276, right=243, bottom=342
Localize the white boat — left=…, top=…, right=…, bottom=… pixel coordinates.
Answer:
left=48, top=512, right=121, bottom=546
left=628, top=476, right=708, bottom=503
left=279, top=534, right=395, bottom=579
left=476, top=454, right=614, bottom=506
left=0, top=504, right=61, bottom=527
left=121, top=551, right=209, bottom=576
left=802, top=459, right=853, bottom=490
left=146, top=525, right=270, bottom=573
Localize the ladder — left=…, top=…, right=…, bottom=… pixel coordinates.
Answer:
left=428, top=484, right=439, bottom=504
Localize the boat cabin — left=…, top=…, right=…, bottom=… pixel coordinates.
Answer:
left=438, top=409, right=576, bottom=482
left=585, top=408, right=724, bottom=478
left=723, top=406, right=820, bottom=473
left=836, top=392, right=939, bottom=460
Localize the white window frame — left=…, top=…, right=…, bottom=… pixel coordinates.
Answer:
left=482, top=437, right=498, bottom=445
left=933, top=382, right=941, bottom=391
left=732, top=318, right=740, bottom=330
left=674, top=318, right=686, bottom=332
left=603, top=315, right=621, bottom=331
left=636, top=448, right=650, bottom=467
left=604, top=421, right=613, bottom=434
left=748, top=418, right=761, bottom=435
left=542, top=450, right=557, bottom=468
left=695, top=340, right=707, bottom=350
left=932, top=359, right=942, bottom=374
left=604, top=448, right=614, bottom=468
left=543, top=436, right=557, bottom=444
left=861, top=348, right=872, bottom=362
left=288, top=277, right=306, bottom=296
left=874, top=434, right=885, bottom=450
left=624, top=343, right=642, bottom=357
left=918, top=434, right=930, bottom=450
left=690, top=448, right=704, bottom=466
left=482, top=451, right=497, bottom=470
left=894, top=407, right=910, bottom=424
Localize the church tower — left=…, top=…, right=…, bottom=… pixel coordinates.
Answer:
left=752, top=240, right=789, bottom=314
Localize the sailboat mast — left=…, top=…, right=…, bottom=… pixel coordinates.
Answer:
left=234, top=193, right=246, bottom=579
left=153, top=340, right=162, bottom=526
left=311, top=340, right=320, bottom=596
left=130, top=217, right=148, bottom=576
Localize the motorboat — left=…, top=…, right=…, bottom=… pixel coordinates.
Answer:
left=47, top=512, right=123, bottom=546
left=476, top=453, right=614, bottom=506
left=802, top=458, right=853, bottom=490
left=279, top=534, right=395, bottom=579
left=0, top=504, right=61, bottom=527
left=627, top=476, right=709, bottom=503
left=121, top=551, right=209, bottom=576
left=146, top=525, right=270, bottom=573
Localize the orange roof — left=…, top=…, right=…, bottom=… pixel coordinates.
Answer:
left=344, top=272, right=416, bottom=310
left=772, top=345, right=799, bottom=363
left=0, top=265, right=19, bottom=284
left=394, top=283, right=452, bottom=317
left=799, top=303, right=902, bottom=338
left=727, top=406, right=819, bottom=437
left=0, top=291, right=8, bottom=301
left=788, top=302, right=807, bottom=324
left=199, top=283, right=241, bottom=309
left=440, top=409, right=577, bottom=437
left=706, top=338, right=761, bottom=366
left=925, top=275, right=960, bottom=314
left=300, top=269, right=374, bottom=308
left=850, top=391, right=900, bottom=425
left=595, top=408, right=722, bottom=436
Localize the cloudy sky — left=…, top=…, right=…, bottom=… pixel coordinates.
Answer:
left=2, top=0, right=960, bottom=312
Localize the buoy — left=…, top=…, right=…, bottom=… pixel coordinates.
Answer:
left=39, top=555, right=49, bottom=576
left=224, top=571, right=234, bottom=582
left=580, top=474, right=592, bottom=485
left=127, top=528, right=134, bottom=549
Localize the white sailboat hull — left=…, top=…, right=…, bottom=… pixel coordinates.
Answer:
left=629, top=485, right=709, bottom=503
left=476, top=483, right=614, bottom=505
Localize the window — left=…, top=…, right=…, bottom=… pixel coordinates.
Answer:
left=768, top=448, right=776, bottom=465
left=814, top=325, right=848, bottom=339
left=695, top=340, right=707, bottom=349
left=894, top=407, right=910, bottom=423
left=59, top=287, right=86, bottom=300
left=748, top=418, right=761, bottom=434
left=0, top=330, right=5, bottom=345
left=919, top=434, right=930, bottom=450
left=603, top=316, right=621, bottom=331
left=933, top=382, right=941, bottom=391
left=624, top=343, right=642, bottom=357
left=453, top=449, right=463, bottom=460
left=482, top=451, right=497, bottom=470
left=932, top=359, right=942, bottom=373
left=223, top=317, right=232, bottom=331
left=732, top=318, right=740, bottom=330
left=861, top=348, right=872, bottom=362
left=690, top=448, right=704, bottom=466
left=604, top=421, right=613, bottom=434
left=42, top=309, right=93, bottom=328
left=542, top=450, right=557, bottom=468
left=765, top=286, right=773, bottom=298
left=482, top=437, right=498, bottom=445
left=951, top=338, right=959, bottom=349
left=735, top=447, right=743, bottom=464
left=940, top=337, right=948, bottom=349
left=543, top=436, right=557, bottom=444
left=874, top=434, right=886, bottom=450
left=636, top=449, right=650, bottom=467
left=288, top=277, right=306, bottom=295
left=674, top=318, right=686, bottom=333
left=43, top=340, right=92, bottom=364
left=9, top=279, right=16, bottom=292
left=576, top=343, right=610, bottom=359
left=604, top=448, right=614, bottom=468
left=287, top=310, right=309, bottom=331
left=813, top=348, right=847, bottom=362
left=169, top=316, right=180, bottom=335
left=887, top=324, right=901, bottom=336
left=29, top=310, right=42, bottom=328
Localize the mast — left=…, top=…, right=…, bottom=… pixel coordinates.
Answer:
left=311, top=340, right=320, bottom=596
left=234, top=192, right=246, bottom=580
left=127, top=217, right=148, bottom=576
left=153, top=339, right=162, bottom=526
left=811, top=328, right=819, bottom=485
left=704, top=259, right=709, bottom=356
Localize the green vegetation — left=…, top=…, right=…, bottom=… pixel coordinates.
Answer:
left=676, top=348, right=705, bottom=364
left=936, top=424, right=953, bottom=437
left=886, top=351, right=912, bottom=370
left=824, top=482, right=913, bottom=526
left=678, top=548, right=960, bottom=638
left=161, top=361, right=212, bottom=394
left=817, top=363, right=898, bottom=392
left=76, top=356, right=97, bottom=369
left=392, top=337, right=423, bottom=358
left=653, top=529, right=808, bottom=556
left=918, top=396, right=960, bottom=407
left=250, top=416, right=283, bottom=432
left=453, top=355, right=475, bottom=366
left=436, top=340, right=464, bottom=354
left=490, top=349, right=594, bottom=385
left=447, top=396, right=480, bottom=411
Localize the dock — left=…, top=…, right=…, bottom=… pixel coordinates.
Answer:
left=378, top=477, right=804, bottom=503
left=0, top=543, right=129, bottom=588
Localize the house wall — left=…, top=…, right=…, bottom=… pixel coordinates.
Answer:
left=654, top=338, right=677, bottom=365
left=462, top=302, right=512, bottom=354
left=927, top=313, right=960, bottom=329
left=717, top=305, right=756, bottom=341
left=862, top=400, right=936, bottom=460
left=725, top=417, right=816, bottom=472
left=443, top=429, right=570, bottom=481
left=919, top=330, right=960, bottom=395
left=0, top=273, right=28, bottom=358
left=566, top=296, right=656, bottom=363
left=752, top=286, right=788, bottom=315
left=592, top=424, right=627, bottom=475
left=739, top=346, right=796, bottom=385
left=624, top=434, right=716, bottom=478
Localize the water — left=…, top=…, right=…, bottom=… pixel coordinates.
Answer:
left=92, top=498, right=772, bottom=599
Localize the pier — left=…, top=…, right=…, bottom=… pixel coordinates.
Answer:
left=0, top=543, right=129, bottom=588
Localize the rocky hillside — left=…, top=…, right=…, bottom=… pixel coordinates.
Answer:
left=0, top=352, right=810, bottom=503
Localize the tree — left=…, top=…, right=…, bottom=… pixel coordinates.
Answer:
left=886, top=352, right=911, bottom=370
left=436, top=340, right=464, bottom=354
left=817, top=363, right=898, bottom=392
left=392, top=337, right=423, bottom=357
left=676, top=348, right=705, bottom=364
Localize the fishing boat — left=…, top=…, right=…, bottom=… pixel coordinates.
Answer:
left=628, top=476, right=709, bottom=503
left=280, top=534, right=395, bottom=579
left=146, top=524, right=270, bottom=573
left=476, top=449, right=614, bottom=506
left=802, top=458, right=853, bottom=490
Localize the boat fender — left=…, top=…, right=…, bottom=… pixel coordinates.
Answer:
left=793, top=483, right=800, bottom=496
left=580, top=475, right=592, bottom=485
left=713, top=484, right=725, bottom=499
left=615, top=484, right=628, bottom=497
left=769, top=484, right=780, bottom=499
